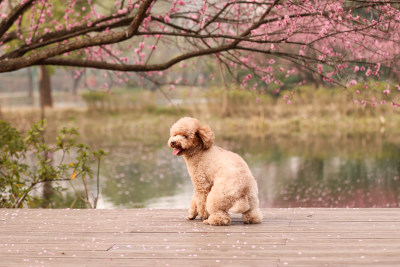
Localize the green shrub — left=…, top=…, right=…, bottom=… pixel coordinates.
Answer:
left=0, top=120, right=105, bottom=208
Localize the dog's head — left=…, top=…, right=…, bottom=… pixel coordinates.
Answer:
left=168, top=117, right=214, bottom=156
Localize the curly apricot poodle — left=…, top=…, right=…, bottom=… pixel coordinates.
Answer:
left=168, top=117, right=263, bottom=226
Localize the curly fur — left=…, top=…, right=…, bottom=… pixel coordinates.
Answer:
left=168, top=117, right=263, bottom=226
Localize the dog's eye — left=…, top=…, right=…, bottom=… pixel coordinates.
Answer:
left=183, top=135, right=188, bottom=139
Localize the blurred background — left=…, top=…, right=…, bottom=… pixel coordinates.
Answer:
left=1, top=62, right=400, bottom=209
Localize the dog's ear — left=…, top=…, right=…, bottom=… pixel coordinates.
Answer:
left=197, top=124, right=214, bottom=149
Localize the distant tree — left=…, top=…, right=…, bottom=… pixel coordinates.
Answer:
left=0, top=0, right=399, bottom=105
left=26, top=67, right=34, bottom=105
left=38, top=65, right=52, bottom=108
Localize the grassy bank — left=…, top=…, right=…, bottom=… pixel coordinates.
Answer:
left=1, top=85, right=399, bottom=146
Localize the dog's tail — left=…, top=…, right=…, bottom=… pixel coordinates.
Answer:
left=229, top=197, right=250, bottom=214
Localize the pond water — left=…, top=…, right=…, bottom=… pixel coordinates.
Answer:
left=90, top=134, right=400, bottom=209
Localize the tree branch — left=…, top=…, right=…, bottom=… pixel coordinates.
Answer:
left=127, top=0, right=153, bottom=36
left=11, top=178, right=71, bottom=208
left=0, top=0, right=154, bottom=72
left=37, top=43, right=236, bottom=71
left=0, top=0, right=34, bottom=38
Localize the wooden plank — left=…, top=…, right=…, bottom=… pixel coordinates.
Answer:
left=0, top=243, right=113, bottom=251
left=291, top=208, right=400, bottom=221
left=0, top=257, right=279, bottom=267
left=1, top=248, right=400, bottom=260
left=0, top=221, right=291, bottom=233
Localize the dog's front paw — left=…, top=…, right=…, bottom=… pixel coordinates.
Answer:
left=199, top=210, right=209, bottom=220
left=186, top=214, right=197, bottom=220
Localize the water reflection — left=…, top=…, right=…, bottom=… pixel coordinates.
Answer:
left=258, top=156, right=400, bottom=208
left=99, top=136, right=400, bottom=209
left=101, top=146, right=190, bottom=208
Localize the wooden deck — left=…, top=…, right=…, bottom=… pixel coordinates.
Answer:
left=1, top=208, right=400, bottom=266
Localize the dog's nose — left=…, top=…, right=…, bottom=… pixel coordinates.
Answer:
left=171, top=141, right=176, bottom=146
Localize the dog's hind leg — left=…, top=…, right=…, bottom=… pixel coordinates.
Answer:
left=203, top=187, right=233, bottom=226
left=242, top=195, right=263, bottom=224
left=242, top=208, right=263, bottom=224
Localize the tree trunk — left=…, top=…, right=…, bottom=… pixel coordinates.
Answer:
left=72, top=73, right=82, bottom=96
left=27, top=67, right=34, bottom=105
left=38, top=67, right=54, bottom=206
left=41, top=181, right=54, bottom=208
left=41, top=151, right=54, bottom=208
left=218, top=62, right=230, bottom=117
left=221, top=88, right=230, bottom=117
left=38, top=66, right=53, bottom=108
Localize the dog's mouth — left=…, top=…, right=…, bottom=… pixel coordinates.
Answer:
left=172, top=147, right=184, bottom=156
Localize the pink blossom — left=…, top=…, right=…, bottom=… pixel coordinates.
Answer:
left=164, top=15, right=171, bottom=23
left=346, top=80, right=357, bottom=88
left=355, top=90, right=360, bottom=94
left=269, top=59, right=275, bottom=64
left=375, top=63, right=381, bottom=73
left=327, top=70, right=337, bottom=77
left=383, top=89, right=390, bottom=95
left=354, top=66, right=359, bottom=72
left=317, top=64, right=323, bottom=74
left=354, top=100, right=359, bottom=105
left=118, top=8, right=128, bottom=14
left=365, top=68, right=372, bottom=76
left=381, top=100, right=386, bottom=105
